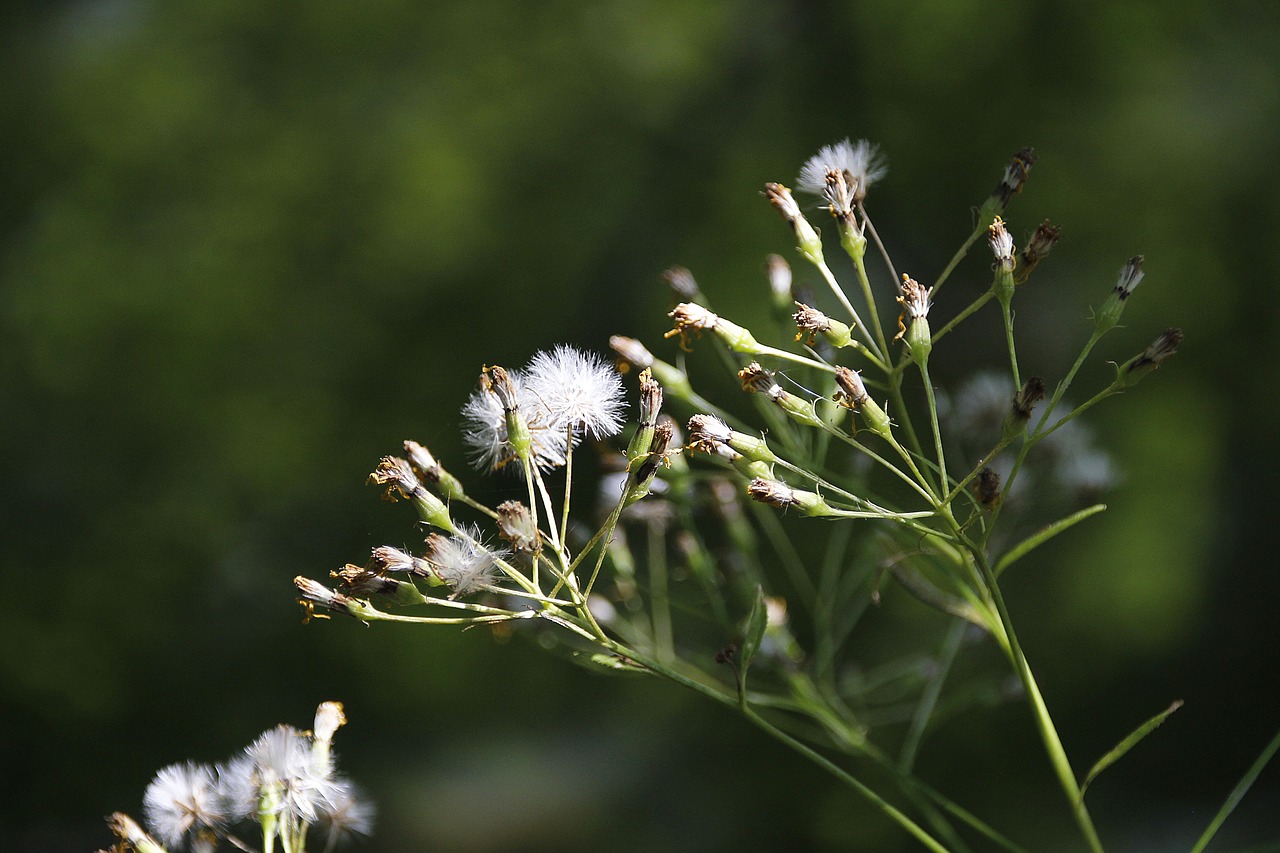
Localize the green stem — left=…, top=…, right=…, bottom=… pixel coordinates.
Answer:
left=932, top=291, right=995, bottom=344
left=815, top=259, right=885, bottom=363
left=560, top=426, right=575, bottom=548
left=976, top=553, right=1105, bottom=852
left=930, top=221, right=986, bottom=300
left=1001, top=299, right=1021, bottom=389
left=917, top=361, right=950, bottom=496
left=850, top=242, right=892, bottom=358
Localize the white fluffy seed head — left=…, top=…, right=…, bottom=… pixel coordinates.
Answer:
left=461, top=369, right=568, bottom=473
left=142, top=761, right=226, bottom=847
left=797, top=138, right=887, bottom=205
left=425, top=524, right=509, bottom=597
left=523, top=345, right=627, bottom=440
left=220, top=725, right=342, bottom=825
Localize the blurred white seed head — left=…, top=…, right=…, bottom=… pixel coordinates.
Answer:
left=318, top=781, right=376, bottom=842
left=142, top=762, right=226, bottom=848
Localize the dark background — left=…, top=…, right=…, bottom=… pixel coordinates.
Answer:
left=3, top=1, right=1278, bottom=850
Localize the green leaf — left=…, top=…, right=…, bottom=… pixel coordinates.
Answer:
left=889, top=565, right=989, bottom=630
left=1191, top=725, right=1280, bottom=853
left=1079, top=699, right=1183, bottom=802
left=995, top=504, right=1107, bottom=577
left=740, top=585, right=768, bottom=672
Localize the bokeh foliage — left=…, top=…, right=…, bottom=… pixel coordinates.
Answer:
left=3, top=0, right=1278, bottom=849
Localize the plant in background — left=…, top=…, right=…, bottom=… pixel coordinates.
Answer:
left=293, top=141, right=1271, bottom=851
left=103, top=701, right=372, bottom=853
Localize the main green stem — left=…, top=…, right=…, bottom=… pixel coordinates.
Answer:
left=974, top=551, right=1105, bottom=852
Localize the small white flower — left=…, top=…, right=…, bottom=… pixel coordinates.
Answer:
left=461, top=369, right=568, bottom=473
left=797, top=138, right=887, bottom=208
left=142, top=761, right=226, bottom=848
left=425, top=524, right=508, bottom=597
left=523, top=345, right=627, bottom=440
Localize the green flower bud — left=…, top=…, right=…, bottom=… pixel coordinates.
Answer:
left=895, top=275, right=933, bottom=367
left=764, top=182, right=825, bottom=266
left=1095, top=256, right=1145, bottom=333
left=1112, top=328, right=1182, bottom=389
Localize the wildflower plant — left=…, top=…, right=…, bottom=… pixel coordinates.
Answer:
left=104, top=701, right=372, bottom=853
left=293, top=140, right=1272, bottom=850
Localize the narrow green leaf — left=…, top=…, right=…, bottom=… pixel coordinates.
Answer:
left=1191, top=725, right=1280, bottom=853
left=739, top=585, right=768, bottom=679
left=995, top=504, right=1106, bottom=577
left=1079, top=699, right=1183, bottom=802
left=889, top=565, right=988, bottom=630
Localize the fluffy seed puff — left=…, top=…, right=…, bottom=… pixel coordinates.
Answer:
left=797, top=138, right=887, bottom=216
left=142, top=761, right=226, bottom=847
left=524, top=345, right=627, bottom=439
left=423, top=524, right=510, bottom=597
left=462, top=346, right=626, bottom=473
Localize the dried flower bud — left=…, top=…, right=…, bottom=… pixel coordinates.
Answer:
left=334, top=563, right=402, bottom=596
left=833, top=366, right=870, bottom=408
left=295, top=576, right=361, bottom=619
left=1017, top=220, right=1061, bottom=283
left=368, top=456, right=453, bottom=531
left=895, top=274, right=934, bottom=365
left=764, top=182, right=825, bottom=265
left=610, top=335, right=654, bottom=371
left=1114, top=255, right=1146, bottom=299
left=747, top=477, right=837, bottom=517
left=625, top=367, right=664, bottom=466
left=687, top=414, right=734, bottom=452
left=1114, top=328, right=1182, bottom=388
left=794, top=301, right=853, bottom=348
left=313, top=701, right=347, bottom=744
left=496, top=500, right=540, bottom=553
left=662, top=266, right=701, bottom=300
left=637, top=368, right=663, bottom=428
left=992, top=147, right=1036, bottom=208
left=107, top=813, right=165, bottom=853
left=627, top=420, right=675, bottom=504
left=972, top=467, right=1002, bottom=508
left=368, top=545, right=429, bottom=577
left=403, top=440, right=466, bottom=502
left=739, top=362, right=781, bottom=398
left=665, top=302, right=761, bottom=355
left=368, top=456, right=421, bottom=501
left=834, top=366, right=892, bottom=439
left=1004, top=376, right=1047, bottom=440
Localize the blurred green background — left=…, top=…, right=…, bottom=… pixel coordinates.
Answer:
left=3, top=0, right=1278, bottom=850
